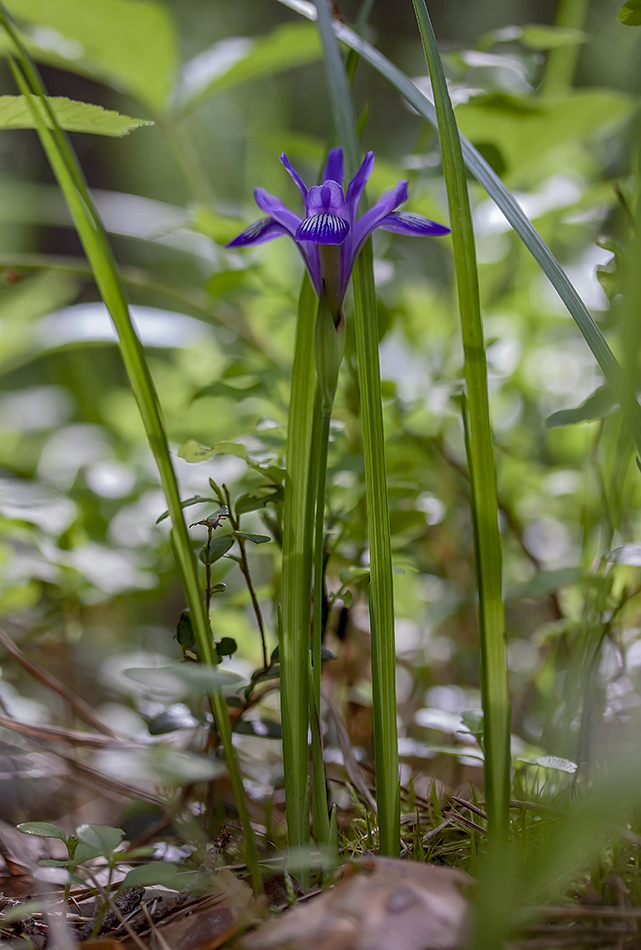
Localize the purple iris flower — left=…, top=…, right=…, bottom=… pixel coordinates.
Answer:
left=227, top=147, right=450, bottom=318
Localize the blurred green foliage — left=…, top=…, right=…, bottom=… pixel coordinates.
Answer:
left=1, top=0, right=641, bottom=885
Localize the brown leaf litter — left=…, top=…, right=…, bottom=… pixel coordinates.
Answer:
left=241, top=856, right=471, bottom=950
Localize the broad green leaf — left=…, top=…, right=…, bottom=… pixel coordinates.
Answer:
left=205, top=535, right=235, bottom=562
left=72, top=842, right=105, bottom=863
left=4, top=0, right=179, bottom=111
left=520, top=24, right=588, bottom=50
left=215, top=636, right=237, bottom=659
left=617, top=0, right=641, bottom=25
left=234, top=490, right=280, bottom=515
left=17, top=820, right=66, bottom=841
left=120, top=862, right=197, bottom=889
left=124, top=662, right=242, bottom=695
left=0, top=95, right=151, bottom=135
left=177, top=439, right=217, bottom=463
left=460, top=710, right=484, bottom=742
left=178, top=439, right=248, bottom=463
left=236, top=531, right=271, bottom=544
left=76, top=824, right=125, bottom=855
left=155, top=495, right=215, bottom=524
left=455, top=90, right=634, bottom=180
left=545, top=385, right=619, bottom=427
left=175, top=609, right=195, bottom=655
left=176, top=21, right=321, bottom=114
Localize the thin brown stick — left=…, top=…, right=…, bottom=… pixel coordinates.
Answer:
left=451, top=795, right=488, bottom=821
left=0, top=715, right=143, bottom=748
left=446, top=811, right=487, bottom=836
left=0, top=628, right=118, bottom=738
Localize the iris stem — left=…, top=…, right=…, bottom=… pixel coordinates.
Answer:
left=313, top=0, right=400, bottom=858
left=310, top=411, right=331, bottom=850
left=281, top=275, right=317, bottom=874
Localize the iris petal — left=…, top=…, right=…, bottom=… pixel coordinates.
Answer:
left=377, top=211, right=451, bottom=237
left=351, top=179, right=409, bottom=262
left=228, top=152, right=449, bottom=315
left=323, top=147, right=344, bottom=186
left=226, top=217, right=289, bottom=248
left=280, top=153, right=308, bottom=200
left=346, top=151, right=375, bottom=221
left=306, top=181, right=347, bottom=217
left=296, top=213, right=349, bottom=245
left=254, top=187, right=302, bottom=237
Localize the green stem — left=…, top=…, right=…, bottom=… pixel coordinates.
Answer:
left=351, top=246, right=400, bottom=857
left=541, top=0, right=589, bottom=96
left=0, top=7, right=262, bottom=895
left=313, top=0, right=399, bottom=857
left=310, top=412, right=331, bottom=848
left=412, top=0, right=510, bottom=852
left=281, top=274, right=317, bottom=865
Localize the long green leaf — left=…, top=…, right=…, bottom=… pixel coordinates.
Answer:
left=412, top=0, right=510, bottom=863
left=313, top=0, right=399, bottom=857
left=281, top=274, right=317, bottom=863
left=274, top=0, right=641, bottom=455
left=0, top=5, right=262, bottom=895
left=0, top=95, right=152, bottom=134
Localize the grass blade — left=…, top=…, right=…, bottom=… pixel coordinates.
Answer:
left=0, top=5, right=262, bottom=894
left=281, top=274, right=318, bottom=865
left=274, top=0, right=641, bottom=455
left=411, top=0, right=510, bottom=853
left=313, top=0, right=400, bottom=857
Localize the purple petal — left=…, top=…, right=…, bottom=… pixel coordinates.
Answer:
left=226, top=217, right=289, bottom=248
left=346, top=151, right=375, bottom=221
left=254, top=187, right=302, bottom=237
left=323, top=147, right=344, bottom=186
left=296, top=213, right=349, bottom=245
left=377, top=212, right=451, bottom=237
left=305, top=181, right=347, bottom=217
left=280, top=153, right=308, bottom=200
left=351, top=179, right=409, bottom=262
